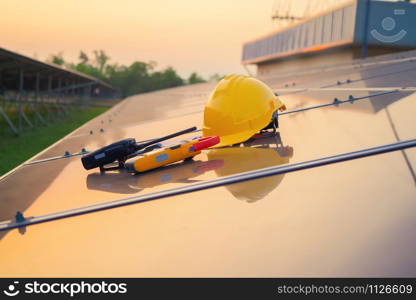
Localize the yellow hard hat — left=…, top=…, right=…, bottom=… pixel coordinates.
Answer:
left=207, top=145, right=291, bottom=202
left=202, top=74, right=286, bottom=147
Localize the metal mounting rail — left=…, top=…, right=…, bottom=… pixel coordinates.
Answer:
left=321, top=65, right=416, bottom=89
left=1, top=138, right=415, bottom=232
left=279, top=89, right=399, bottom=116
left=264, top=55, right=416, bottom=84
left=24, top=150, right=89, bottom=166
left=274, top=87, right=416, bottom=96
left=21, top=130, right=204, bottom=166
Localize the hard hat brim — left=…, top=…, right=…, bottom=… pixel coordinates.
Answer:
left=211, top=129, right=258, bottom=148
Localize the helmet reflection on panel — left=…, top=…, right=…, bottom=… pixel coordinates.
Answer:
left=208, top=133, right=293, bottom=202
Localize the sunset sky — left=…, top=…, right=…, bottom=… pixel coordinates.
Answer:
left=1, top=0, right=278, bottom=78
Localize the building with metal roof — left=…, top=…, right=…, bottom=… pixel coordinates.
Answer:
left=242, top=0, right=416, bottom=75
left=0, top=47, right=118, bottom=134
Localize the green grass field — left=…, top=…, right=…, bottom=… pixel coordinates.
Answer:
left=0, top=107, right=108, bottom=176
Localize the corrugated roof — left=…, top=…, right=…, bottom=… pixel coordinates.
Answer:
left=0, top=46, right=115, bottom=90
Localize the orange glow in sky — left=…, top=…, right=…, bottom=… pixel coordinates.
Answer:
left=1, top=0, right=275, bottom=77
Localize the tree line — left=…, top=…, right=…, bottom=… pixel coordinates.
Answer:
left=48, top=50, right=222, bottom=97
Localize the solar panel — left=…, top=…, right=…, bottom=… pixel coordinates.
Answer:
left=0, top=49, right=415, bottom=277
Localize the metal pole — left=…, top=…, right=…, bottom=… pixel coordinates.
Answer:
left=2, top=138, right=416, bottom=231
left=32, top=72, right=45, bottom=125
left=35, top=72, right=40, bottom=103
left=18, top=70, right=33, bottom=129
left=60, top=78, right=68, bottom=114
left=18, top=69, right=24, bottom=129
left=45, top=75, right=54, bottom=121
left=57, top=77, right=63, bottom=115
left=0, top=106, right=19, bottom=135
